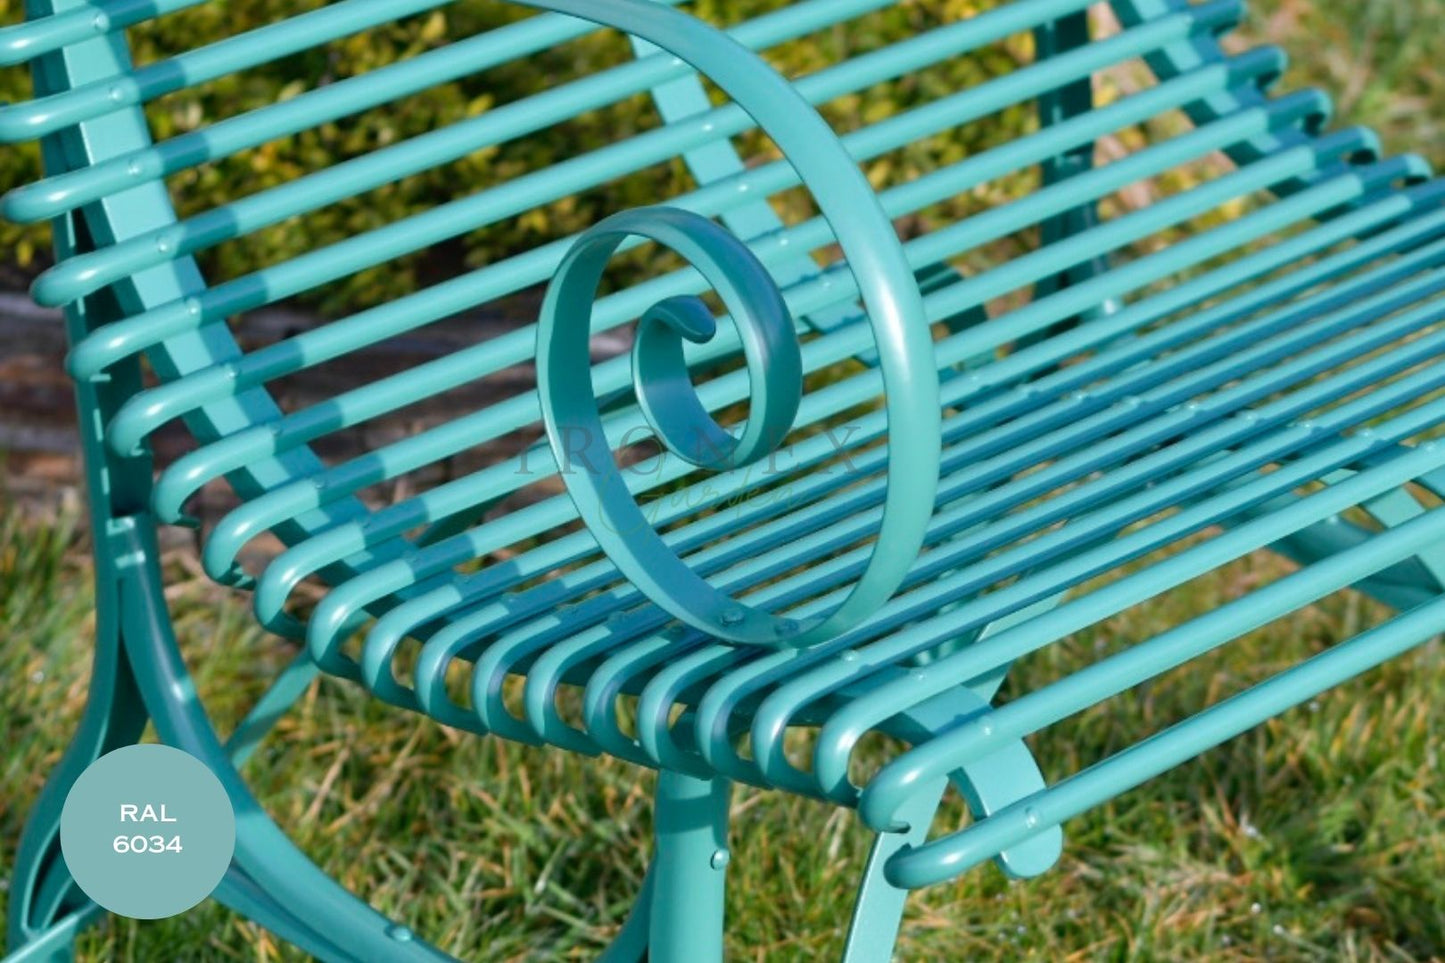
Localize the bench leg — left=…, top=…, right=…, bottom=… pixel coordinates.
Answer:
left=648, top=771, right=732, bottom=963
left=209, top=868, right=359, bottom=961
left=834, top=685, right=1067, bottom=961
left=841, top=779, right=948, bottom=963
left=5, top=547, right=148, bottom=962
left=1027, top=10, right=1124, bottom=344
left=105, top=517, right=464, bottom=963
left=5, top=508, right=438, bottom=963
left=596, top=864, right=653, bottom=963
left=0, top=907, right=106, bottom=963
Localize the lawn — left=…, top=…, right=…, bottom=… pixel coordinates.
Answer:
left=4, top=0, right=1445, bottom=960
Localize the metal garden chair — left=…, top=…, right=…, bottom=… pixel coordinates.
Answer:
left=4, top=0, right=1444, bottom=959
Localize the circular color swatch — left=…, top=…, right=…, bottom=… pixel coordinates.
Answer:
left=60, top=744, right=236, bottom=919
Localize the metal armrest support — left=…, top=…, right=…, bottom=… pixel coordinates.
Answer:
left=523, top=0, right=941, bottom=648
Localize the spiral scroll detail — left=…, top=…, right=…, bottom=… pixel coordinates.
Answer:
left=524, top=0, right=942, bottom=648
left=537, top=206, right=808, bottom=645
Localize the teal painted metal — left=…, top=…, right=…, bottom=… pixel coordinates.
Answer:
left=3, top=0, right=1445, bottom=959
left=649, top=771, right=732, bottom=962
left=537, top=206, right=814, bottom=646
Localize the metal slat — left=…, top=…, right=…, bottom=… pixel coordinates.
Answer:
left=0, top=0, right=462, bottom=140
left=489, top=372, right=1445, bottom=774
left=879, top=589, right=1445, bottom=886
left=27, top=0, right=879, bottom=301
left=0, top=0, right=207, bottom=67
left=789, top=410, right=1445, bottom=803
left=862, top=504, right=1445, bottom=838
left=737, top=287, right=1445, bottom=626
left=2, top=0, right=706, bottom=221
left=670, top=381, right=1445, bottom=780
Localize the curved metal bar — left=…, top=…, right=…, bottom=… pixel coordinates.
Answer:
left=627, top=32, right=867, bottom=340
left=519, top=0, right=939, bottom=647
left=857, top=687, right=1062, bottom=884
left=538, top=206, right=813, bottom=645
left=467, top=620, right=574, bottom=748
left=113, top=519, right=460, bottom=963
left=580, top=631, right=717, bottom=764
left=882, top=592, right=1445, bottom=888
left=632, top=661, right=736, bottom=778
left=555, top=208, right=803, bottom=476
left=520, top=620, right=685, bottom=760
left=840, top=778, right=945, bottom=963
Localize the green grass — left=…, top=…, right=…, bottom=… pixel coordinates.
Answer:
left=6, top=0, right=1445, bottom=959
left=4, top=503, right=1444, bottom=962
left=1233, top=0, right=1445, bottom=172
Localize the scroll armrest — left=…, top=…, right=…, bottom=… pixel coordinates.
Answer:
left=524, top=0, right=941, bottom=647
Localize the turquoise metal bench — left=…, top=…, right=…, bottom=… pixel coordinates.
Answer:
left=4, top=0, right=1444, bottom=958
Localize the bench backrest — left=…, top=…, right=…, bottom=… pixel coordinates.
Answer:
left=0, top=0, right=1354, bottom=657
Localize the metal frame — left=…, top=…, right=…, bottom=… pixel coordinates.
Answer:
left=3, top=1, right=1442, bottom=961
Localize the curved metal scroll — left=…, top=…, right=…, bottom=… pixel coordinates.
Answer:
left=526, top=0, right=941, bottom=647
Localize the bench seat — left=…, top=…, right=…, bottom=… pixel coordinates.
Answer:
left=131, top=104, right=1445, bottom=880
left=296, top=170, right=1445, bottom=884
